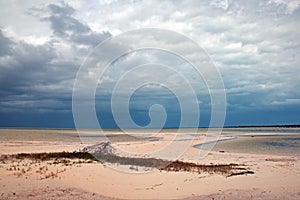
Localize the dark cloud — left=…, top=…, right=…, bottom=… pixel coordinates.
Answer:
left=71, top=32, right=111, bottom=46
left=0, top=35, right=56, bottom=96
left=0, top=3, right=112, bottom=119
left=0, top=42, right=74, bottom=115
left=47, top=4, right=90, bottom=36
left=0, top=30, right=75, bottom=115
left=45, top=3, right=111, bottom=47
left=48, top=3, right=75, bottom=16
left=0, top=29, right=12, bottom=56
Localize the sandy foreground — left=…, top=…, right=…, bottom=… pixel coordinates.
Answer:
left=0, top=129, right=299, bottom=199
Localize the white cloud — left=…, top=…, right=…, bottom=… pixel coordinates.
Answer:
left=272, top=98, right=300, bottom=105
left=268, top=0, right=300, bottom=14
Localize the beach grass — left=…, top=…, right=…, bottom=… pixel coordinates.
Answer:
left=1, top=151, right=253, bottom=177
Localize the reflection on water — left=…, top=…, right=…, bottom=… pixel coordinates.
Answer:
left=263, top=137, right=300, bottom=148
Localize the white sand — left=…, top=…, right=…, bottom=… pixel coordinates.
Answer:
left=0, top=129, right=299, bottom=199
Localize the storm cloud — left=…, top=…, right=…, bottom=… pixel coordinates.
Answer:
left=0, top=0, right=299, bottom=127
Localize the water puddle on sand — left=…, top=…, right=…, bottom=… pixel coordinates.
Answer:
left=209, top=135, right=300, bottom=156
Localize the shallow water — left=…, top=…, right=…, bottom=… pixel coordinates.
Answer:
left=211, top=134, right=300, bottom=156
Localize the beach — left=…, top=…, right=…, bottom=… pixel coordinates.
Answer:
left=0, top=128, right=299, bottom=199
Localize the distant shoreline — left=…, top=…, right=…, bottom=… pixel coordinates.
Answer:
left=225, top=124, right=300, bottom=128
left=0, top=124, right=300, bottom=130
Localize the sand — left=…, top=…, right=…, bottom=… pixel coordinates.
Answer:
left=0, top=128, right=299, bottom=199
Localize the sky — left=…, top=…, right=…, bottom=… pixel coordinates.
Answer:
left=0, top=0, right=300, bottom=128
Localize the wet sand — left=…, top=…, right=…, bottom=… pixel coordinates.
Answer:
left=210, top=127, right=300, bottom=156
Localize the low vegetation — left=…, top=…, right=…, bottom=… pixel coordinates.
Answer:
left=0, top=150, right=254, bottom=177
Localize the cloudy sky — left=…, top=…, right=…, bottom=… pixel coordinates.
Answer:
left=0, top=0, right=300, bottom=128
